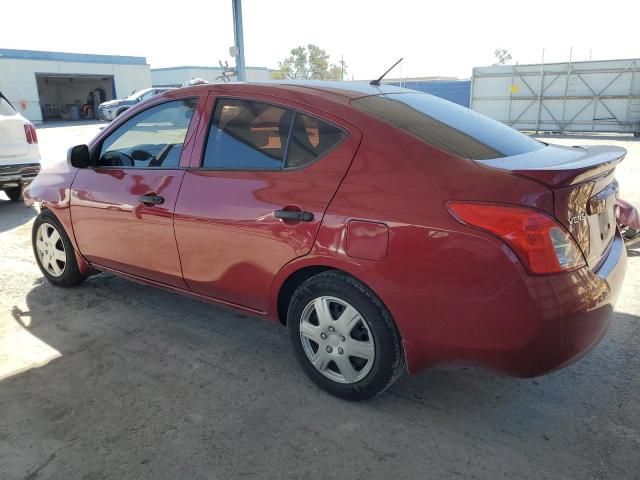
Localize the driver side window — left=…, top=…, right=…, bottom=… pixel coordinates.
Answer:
left=97, top=98, right=197, bottom=168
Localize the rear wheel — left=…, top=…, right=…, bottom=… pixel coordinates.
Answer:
left=4, top=186, right=22, bottom=202
left=32, top=211, right=86, bottom=287
left=287, top=271, right=404, bottom=400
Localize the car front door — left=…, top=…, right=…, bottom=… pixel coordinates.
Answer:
left=174, top=93, right=362, bottom=312
left=70, top=94, right=202, bottom=287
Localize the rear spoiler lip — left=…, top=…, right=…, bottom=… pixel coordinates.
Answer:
left=474, top=144, right=626, bottom=187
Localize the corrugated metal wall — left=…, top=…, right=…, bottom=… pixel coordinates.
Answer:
left=471, top=59, right=640, bottom=134
left=387, top=80, right=471, bottom=107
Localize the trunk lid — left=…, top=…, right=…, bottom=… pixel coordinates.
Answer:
left=476, top=144, right=626, bottom=270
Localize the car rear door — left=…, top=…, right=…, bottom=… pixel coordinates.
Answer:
left=0, top=94, right=29, bottom=159
left=174, top=92, right=362, bottom=312
left=70, top=93, right=204, bottom=287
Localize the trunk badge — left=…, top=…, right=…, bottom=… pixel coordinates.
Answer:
left=568, top=213, right=587, bottom=225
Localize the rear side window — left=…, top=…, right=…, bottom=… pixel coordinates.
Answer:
left=202, top=98, right=346, bottom=170
left=351, top=93, right=543, bottom=160
left=203, top=99, right=291, bottom=169
left=0, top=95, right=16, bottom=116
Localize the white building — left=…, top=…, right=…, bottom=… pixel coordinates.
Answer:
left=151, top=66, right=270, bottom=87
left=0, top=48, right=152, bottom=123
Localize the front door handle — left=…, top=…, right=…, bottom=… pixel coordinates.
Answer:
left=138, top=194, right=164, bottom=205
left=274, top=209, right=314, bottom=222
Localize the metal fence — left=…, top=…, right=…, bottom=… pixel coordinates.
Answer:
left=471, top=59, right=640, bottom=135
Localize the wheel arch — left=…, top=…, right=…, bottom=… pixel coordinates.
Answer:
left=36, top=205, right=93, bottom=277
left=271, top=256, right=420, bottom=373
left=271, top=258, right=390, bottom=326
left=276, top=265, right=333, bottom=325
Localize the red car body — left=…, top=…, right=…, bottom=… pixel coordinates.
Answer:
left=25, top=82, right=627, bottom=378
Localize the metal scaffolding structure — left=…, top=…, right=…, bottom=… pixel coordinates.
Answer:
left=471, top=58, right=640, bottom=135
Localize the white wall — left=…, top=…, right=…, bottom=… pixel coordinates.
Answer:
left=0, top=58, right=151, bottom=122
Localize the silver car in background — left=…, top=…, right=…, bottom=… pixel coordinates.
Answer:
left=98, top=87, right=175, bottom=121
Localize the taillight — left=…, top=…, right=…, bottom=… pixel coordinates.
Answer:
left=24, top=123, right=38, bottom=144
left=447, top=202, right=586, bottom=274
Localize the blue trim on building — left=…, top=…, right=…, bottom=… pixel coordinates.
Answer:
left=387, top=80, right=471, bottom=107
left=0, top=48, right=147, bottom=65
left=151, top=65, right=268, bottom=72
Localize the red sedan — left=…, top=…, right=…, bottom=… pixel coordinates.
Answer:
left=25, top=82, right=627, bottom=400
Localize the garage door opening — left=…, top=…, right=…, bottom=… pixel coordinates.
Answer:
left=36, top=74, right=115, bottom=122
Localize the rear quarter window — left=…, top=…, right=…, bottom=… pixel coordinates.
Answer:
left=351, top=93, right=544, bottom=160
left=286, top=113, right=346, bottom=168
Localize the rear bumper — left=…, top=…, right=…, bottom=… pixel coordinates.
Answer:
left=393, top=231, right=627, bottom=377
left=0, top=163, right=41, bottom=189
left=506, top=230, right=627, bottom=377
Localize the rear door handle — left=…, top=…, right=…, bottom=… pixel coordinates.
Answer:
left=138, top=194, right=164, bottom=205
left=274, top=209, right=314, bottom=222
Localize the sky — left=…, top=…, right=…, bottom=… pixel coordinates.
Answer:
left=1, top=0, right=639, bottom=80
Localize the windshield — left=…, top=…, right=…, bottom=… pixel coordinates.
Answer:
left=125, top=88, right=153, bottom=101
left=352, top=92, right=544, bottom=160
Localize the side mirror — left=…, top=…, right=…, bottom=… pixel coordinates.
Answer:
left=68, top=144, right=91, bottom=168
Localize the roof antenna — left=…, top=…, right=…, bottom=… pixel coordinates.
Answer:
left=370, top=58, right=403, bottom=86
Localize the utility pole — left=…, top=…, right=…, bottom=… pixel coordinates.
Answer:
left=232, top=0, right=246, bottom=81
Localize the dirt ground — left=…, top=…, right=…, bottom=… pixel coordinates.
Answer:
left=1, top=125, right=639, bottom=479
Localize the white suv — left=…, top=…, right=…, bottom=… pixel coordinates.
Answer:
left=0, top=92, right=40, bottom=201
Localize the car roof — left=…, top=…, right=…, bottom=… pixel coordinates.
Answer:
left=264, top=80, right=413, bottom=98
left=178, top=80, right=417, bottom=104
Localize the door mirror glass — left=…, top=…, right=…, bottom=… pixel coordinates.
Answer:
left=68, top=144, right=91, bottom=168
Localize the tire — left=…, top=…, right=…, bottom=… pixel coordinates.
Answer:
left=287, top=271, right=404, bottom=401
left=4, top=186, right=22, bottom=202
left=32, top=210, right=86, bottom=287
left=116, top=108, right=128, bottom=118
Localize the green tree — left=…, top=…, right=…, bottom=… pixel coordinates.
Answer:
left=271, top=45, right=347, bottom=80
left=326, top=58, right=348, bottom=80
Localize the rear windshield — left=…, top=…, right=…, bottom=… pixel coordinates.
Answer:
left=351, top=93, right=544, bottom=160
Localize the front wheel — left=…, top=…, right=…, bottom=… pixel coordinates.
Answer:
left=32, top=211, right=86, bottom=287
left=287, top=271, right=404, bottom=400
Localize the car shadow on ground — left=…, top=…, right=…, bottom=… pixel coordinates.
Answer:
left=2, top=273, right=639, bottom=478
left=0, top=198, right=36, bottom=233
